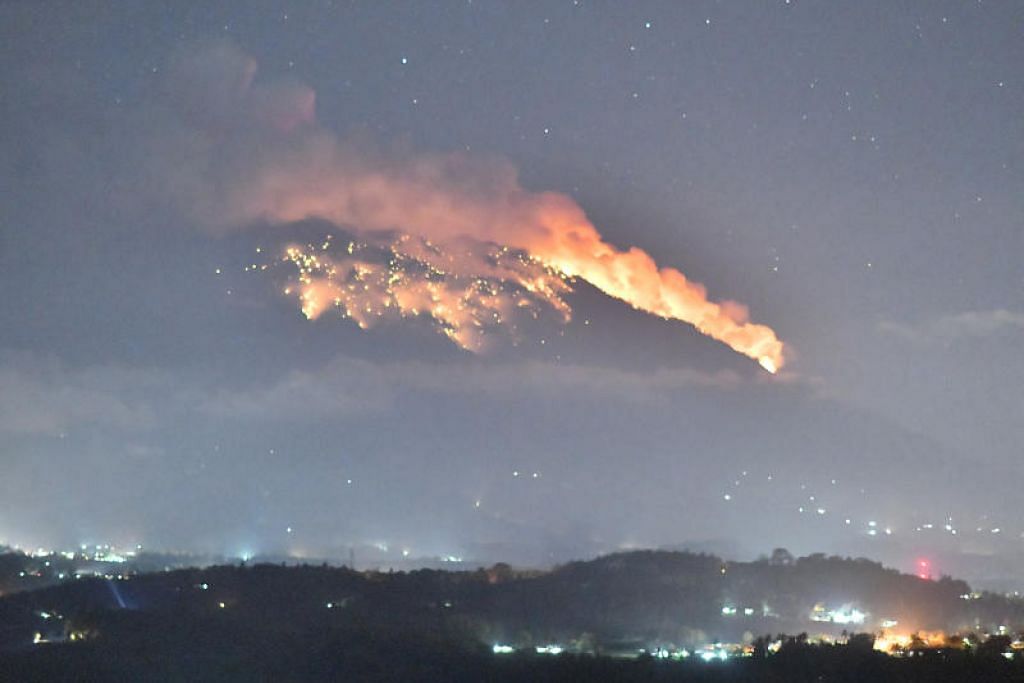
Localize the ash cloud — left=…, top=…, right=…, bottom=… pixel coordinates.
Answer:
left=128, top=43, right=786, bottom=370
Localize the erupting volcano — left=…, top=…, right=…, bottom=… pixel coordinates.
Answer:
left=169, top=45, right=787, bottom=372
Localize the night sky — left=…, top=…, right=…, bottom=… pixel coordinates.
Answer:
left=1, top=2, right=1021, bottom=586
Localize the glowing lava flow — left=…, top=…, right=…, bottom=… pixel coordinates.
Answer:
left=280, top=235, right=571, bottom=352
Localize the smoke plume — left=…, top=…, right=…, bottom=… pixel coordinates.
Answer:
left=152, top=44, right=786, bottom=371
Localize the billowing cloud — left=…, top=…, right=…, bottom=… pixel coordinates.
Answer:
left=129, top=43, right=786, bottom=371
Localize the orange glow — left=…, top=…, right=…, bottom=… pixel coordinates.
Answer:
left=522, top=199, right=786, bottom=371
left=256, top=165, right=787, bottom=369
left=874, top=630, right=949, bottom=653
left=200, top=48, right=787, bottom=369
left=281, top=237, right=571, bottom=352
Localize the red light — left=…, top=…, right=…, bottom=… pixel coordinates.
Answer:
left=916, top=558, right=932, bottom=580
